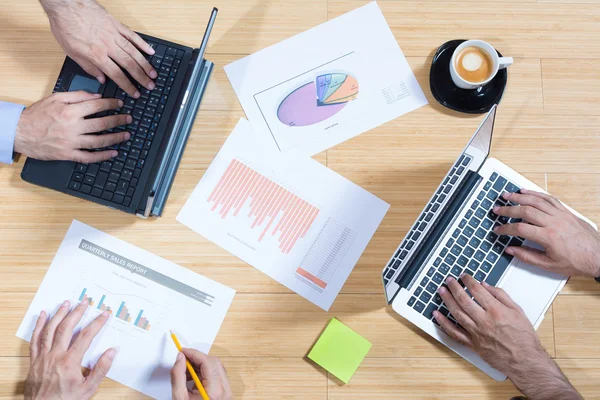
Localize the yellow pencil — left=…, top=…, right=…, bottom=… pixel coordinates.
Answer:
left=170, top=330, right=210, bottom=400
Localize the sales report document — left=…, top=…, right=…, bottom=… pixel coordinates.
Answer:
left=17, top=220, right=235, bottom=399
left=177, top=119, right=389, bottom=310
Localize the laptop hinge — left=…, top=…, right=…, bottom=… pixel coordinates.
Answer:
left=150, top=59, right=214, bottom=217
left=396, top=171, right=482, bottom=291
left=137, top=193, right=155, bottom=219
left=134, top=54, right=214, bottom=219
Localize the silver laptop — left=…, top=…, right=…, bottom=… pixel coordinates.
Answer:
left=382, top=105, right=593, bottom=380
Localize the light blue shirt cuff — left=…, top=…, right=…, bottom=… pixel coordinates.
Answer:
left=0, top=101, right=26, bottom=164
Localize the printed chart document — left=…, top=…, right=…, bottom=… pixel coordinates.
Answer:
left=17, top=220, right=235, bottom=400
left=225, top=1, right=427, bottom=157
left=177, top=119, right=389, bottom=310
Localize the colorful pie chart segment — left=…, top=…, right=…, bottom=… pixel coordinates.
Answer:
left=277, top=73, right=359, bottom=127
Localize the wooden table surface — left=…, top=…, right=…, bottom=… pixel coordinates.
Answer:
left=2, top=0, right=600, bottom=398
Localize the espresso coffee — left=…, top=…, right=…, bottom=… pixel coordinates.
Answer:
left=455, top=46, right=493, bottom=83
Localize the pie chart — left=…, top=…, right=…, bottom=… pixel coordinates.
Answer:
left=277, top=73, right=359, bottom=127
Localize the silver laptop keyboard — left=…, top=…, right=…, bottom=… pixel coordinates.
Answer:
left=383, top=154, right=473, bottom=286
left=408, top=172, right=525, bottom=325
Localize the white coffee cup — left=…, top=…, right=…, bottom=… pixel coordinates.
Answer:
left=449, top=40, right=513, bottom=90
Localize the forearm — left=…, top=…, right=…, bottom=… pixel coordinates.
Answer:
left=508, top=348, right=581, bottom=400
left=38, top=0, right=97, bottom=15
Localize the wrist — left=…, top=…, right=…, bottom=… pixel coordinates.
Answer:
left=507, top=347, right=580, bottom=400
left=14, top=109, right=32, bottom=156
left=40, top=0, right=97, bottom=16
left=593, top=256, right=600, bottom=279
left=588, top=238, right=600, bottom=279
left=505, top=345, right=553, bottom=386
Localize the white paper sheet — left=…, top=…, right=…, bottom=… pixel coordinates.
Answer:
left=224, top=1, right=427, bottom=157
left=16, top=220, right=235, bottom=400
left=177, top=119, right=389, bottom=310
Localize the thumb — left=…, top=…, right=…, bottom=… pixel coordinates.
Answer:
left=54, top=90, right=101, bottom=104
left=171, top=352, right=189, bottom=400
left=85, top=347, right=116, bottom=393
left=506, top=245, right=554, bottom=270
left=482, top=281, right=521, bottom=311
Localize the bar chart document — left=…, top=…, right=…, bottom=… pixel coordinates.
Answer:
left=16, top=220, right=235, bottom=399
left=224, top=1, right=427, bottom=157
left=177, top=119, right=389, bottom=310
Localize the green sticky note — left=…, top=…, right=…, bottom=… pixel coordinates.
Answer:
left=308, top=318, right=371, bottom=383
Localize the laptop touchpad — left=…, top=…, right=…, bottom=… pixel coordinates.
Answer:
left=500, top=241, right=565, bottom=326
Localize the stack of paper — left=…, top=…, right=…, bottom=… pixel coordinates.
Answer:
left=179, top=1, right=426, bottom=310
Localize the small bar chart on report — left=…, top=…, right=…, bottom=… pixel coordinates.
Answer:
left=116, top=301, right=133, bottom=323
left=134, top=310, right=151, bottom=331
left=207, top=158, right=320, bottom=254
left=79, top=288, right=95, bottom=307
left=97, top=294, right=112, bottom=313
left=76, top=285, right=155, bottom=333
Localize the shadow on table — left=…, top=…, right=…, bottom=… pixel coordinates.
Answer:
left=384, top=306, right=519, bottom=396
left=207, top=344, right=246, bottom=398
left=10, top=352, right=28, bottom=396
left=301, top=318, right=337, bottom=382
left=413, top=47, right=480, bottom=120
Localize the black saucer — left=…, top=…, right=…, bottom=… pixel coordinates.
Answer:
left=430, top=40, right=507, bottom=114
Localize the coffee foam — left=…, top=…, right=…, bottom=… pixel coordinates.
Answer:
left=462, top=52, right=483, bottom=71
left=455, top=46, right=493, bottom=83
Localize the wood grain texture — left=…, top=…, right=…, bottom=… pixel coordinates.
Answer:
left=329, top=1, right=600, bottom=59
left=555, top=359, right=600, bottom=400
left=542, top=59, right=600, bottom=116
left=538, top=0, right=600, bottom=4
left=554, top=295, right=600, bottom=358
left=1, top=0, right=599, bottom=398
left=328, top=358, right=521, bottom=399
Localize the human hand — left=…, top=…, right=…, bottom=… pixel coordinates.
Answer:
left=493, top=189, right=600, bottom=278
left=434, top=275, right=579, bottom=398
left=15, top=91, right=131, bottom=163
left=41, top=0, right=157, bottom=98
left=434, top=275, right=543, bottom=376
left=171, top=348, right=233, bottom=400
left=25, top=300, right=116, bottom=400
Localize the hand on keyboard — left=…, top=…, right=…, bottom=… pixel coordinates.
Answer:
left=493, top=189, right=600, bottom=278
left=15, top=91, right=131, bottom=163
left=43, top=0, right=158, bottom=98
left=434, top=275, right=578, bottom=398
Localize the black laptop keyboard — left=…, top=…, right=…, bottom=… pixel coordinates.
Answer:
left=66, top=42, right=185, bottom=207
left=383, top=154, right=473, bottom=285
left=408, top=172, right=524, bottom=324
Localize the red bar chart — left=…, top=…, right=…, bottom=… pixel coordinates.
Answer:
left=207, top=159, right=320, bottom=254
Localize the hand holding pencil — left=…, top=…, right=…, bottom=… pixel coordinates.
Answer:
left=170, top=333, right=233, bottom=400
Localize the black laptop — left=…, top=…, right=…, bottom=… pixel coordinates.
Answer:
left=21, top=8, right=218, bottom=218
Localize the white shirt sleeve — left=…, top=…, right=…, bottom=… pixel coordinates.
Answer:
left=0, top=101, right=26, bottom=164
